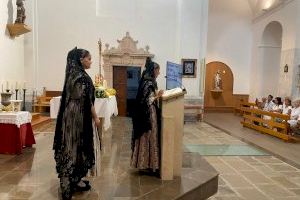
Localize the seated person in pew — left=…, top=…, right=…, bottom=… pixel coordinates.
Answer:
left=262, top=95, right=275, bottom=121
left=271, top=97, right=284, bottom=123
left=287, top=99, right=300, bottom=132
left=263, top=95, right=275, bottom=111
left=282, top=97, right=292, bottom=115
left=255, top=97, right=266, bottom=109
left=289, top=115, right=300, bottom=136
left=253, top=97, right=267, bottom=125
left=272, top=97, right=283, bottom=113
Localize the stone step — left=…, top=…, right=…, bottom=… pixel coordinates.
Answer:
left=31, top=113, right=41, bottom=121
left=184, top=113, right=202, bottom=123
left=31, top=115, right=51, bottom=132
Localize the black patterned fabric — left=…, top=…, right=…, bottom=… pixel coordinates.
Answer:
left=53, top=47, right=95, bottom=199
left=131, top=58, right=161, bottom=150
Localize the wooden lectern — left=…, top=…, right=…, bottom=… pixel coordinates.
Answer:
left=160, top=88, right=186, bottom=180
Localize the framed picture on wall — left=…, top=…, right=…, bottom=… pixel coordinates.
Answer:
left=182, top=59, right=197, bottom=78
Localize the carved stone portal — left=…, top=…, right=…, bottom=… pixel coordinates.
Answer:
left=102, top=32, right=154, bottom=87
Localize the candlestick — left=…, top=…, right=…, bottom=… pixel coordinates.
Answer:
left=22, top=89, right=26, bottom=111
left=98, top=38, right=102, bottom=76
left=15, top=89, right=19, bottom=100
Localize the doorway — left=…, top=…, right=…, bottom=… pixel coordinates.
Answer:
left=113, top=66, right=141, bottom=117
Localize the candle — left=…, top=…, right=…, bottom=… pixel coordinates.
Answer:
left=1, top=82, right=3, bottom=92
left=6, top=81, right=9, bottom=90
left=15, top=81, right=18, bottom=90
left=103, top=80, right=107, bottom=88
left=23, top=81, right=26, bottom=89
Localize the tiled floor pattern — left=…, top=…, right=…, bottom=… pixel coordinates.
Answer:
left=204, top=113, right=300, bottom=168
left=1, top=118, right=300, bottom=199
left=183, top=122, right=300, bottom=200
left=184, top=144, right=269, bottom=156
left=0, top=118, right=218, bottom=200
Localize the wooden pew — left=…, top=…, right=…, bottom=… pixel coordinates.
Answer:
left=240, top=107, right=293, bottom=141
left=33, top=90, right=62, bottom=113
left=234, top=101, right=256, bottom=115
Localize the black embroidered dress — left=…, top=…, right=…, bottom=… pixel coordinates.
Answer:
left=131, top=59, right=161, bottom=171
left=53, top=48, right=95, bottom=199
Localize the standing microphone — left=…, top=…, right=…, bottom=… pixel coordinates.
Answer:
left=164, top=76, right=187, bottom=92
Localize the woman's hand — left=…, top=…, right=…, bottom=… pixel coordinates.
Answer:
left=157, top=90, right=164, bottom=98
left=94, top=117, right=101, bottom=127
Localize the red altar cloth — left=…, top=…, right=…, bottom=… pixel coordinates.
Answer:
left=0, top=123, right=36, bottom=154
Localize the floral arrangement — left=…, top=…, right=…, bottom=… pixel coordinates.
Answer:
left=95, top=87, right=117, bottom=98
left=94, top=74, right=116, bottom=98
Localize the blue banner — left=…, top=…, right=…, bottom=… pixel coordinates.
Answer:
left=166, top=61, right=182, bottom=90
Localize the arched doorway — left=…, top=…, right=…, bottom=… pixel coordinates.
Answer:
left=204, top=61, right=234, bottom=112
left=102, top=32, right=154, bottom=116
left=258, top=21, right=283, bottom=98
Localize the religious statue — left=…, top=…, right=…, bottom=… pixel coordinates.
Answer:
left=214, top=70, right=222, bottom=90
left=15, top=0, right=26, bottom=24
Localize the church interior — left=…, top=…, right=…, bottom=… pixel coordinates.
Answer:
left=1, top=0, right=300, bottom=199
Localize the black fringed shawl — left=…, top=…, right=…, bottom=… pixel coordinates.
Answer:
left=131, top=58, right=160, bottom=147
left=53, top=48, right=95, bottom=181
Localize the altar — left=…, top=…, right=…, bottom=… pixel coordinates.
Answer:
left=50, top=96, right=118, bottom=130
left=0, top=111, right=36, bottom=154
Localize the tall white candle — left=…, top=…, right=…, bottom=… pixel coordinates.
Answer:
left=103, top=80, right=107, bottom=88
left=15, top=81, right=18, bottom=90
left=23, top=81, right=26, bottom=89
left=6, top=81, right=9, bottom=90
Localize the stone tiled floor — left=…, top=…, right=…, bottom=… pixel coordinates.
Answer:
left=1, top=117, right=300, bottom=199
left=204, top=113, right=300, bottom=167
left=0, top=118, right=217, bottom=200
left=183, top=123, right=300, bottom=200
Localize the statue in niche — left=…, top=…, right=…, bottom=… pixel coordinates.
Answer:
left=15, top=0, right=26, bottom=24
left=214, top=70, right=222, bottom=90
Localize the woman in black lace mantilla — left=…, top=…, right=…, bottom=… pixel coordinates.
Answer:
left=53, top=47, right=100, bottom=200
left=131, top=57, right=163, bottom=173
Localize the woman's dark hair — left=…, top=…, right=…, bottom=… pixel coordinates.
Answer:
left=285, top=98, right=292, bottom=106
left=65, top=47, right=90, bottom=74
left=78, top=49, right=90, bottom=66
left=80, top=49, right=90, bottom=59
left=140, top=57, right=159, bottom=89
left=275, top=97, right=282, bottom=105
left=144, top=57, right=159, bottom=78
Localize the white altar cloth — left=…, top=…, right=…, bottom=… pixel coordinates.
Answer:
left=50, top=96, right=118, bottom=130
left=0, top=111, right=32, bottom=128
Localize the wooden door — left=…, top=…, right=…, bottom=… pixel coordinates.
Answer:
left=113, top=66, right=127, bottom=116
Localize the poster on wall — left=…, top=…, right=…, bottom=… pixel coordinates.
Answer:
left=166, top=61, right=182, bottom=90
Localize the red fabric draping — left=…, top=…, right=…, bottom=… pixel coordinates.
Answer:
left=0, top=123, right=36, bottom=154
